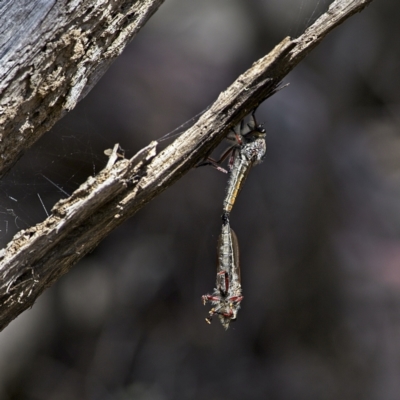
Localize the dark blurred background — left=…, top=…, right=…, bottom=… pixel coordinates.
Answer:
left=1, top=0, right=400, bottom=399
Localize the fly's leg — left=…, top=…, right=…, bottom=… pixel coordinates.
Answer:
left=206, top=306, right=233, bottom=323
left=196, top=144, right=237, bottom=173
left=201, top=294, right=220, bottom=305
left=196, top=125, right=243, bottom=172
left=196, top=158, right=228, bottom=173
left=221, top=309, right=234, bottom=318
left=205, top=307, right=218, bottom=324
left=226, top=124, right=244, bottom=145
left=229, top=296, right=243, bottom=303
left=249, top=109, right=265, bottom=134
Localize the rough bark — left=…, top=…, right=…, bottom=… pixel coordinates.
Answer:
left=0, top=0, right=374, bottom=331
left=0, top=0, right=165, bottom=179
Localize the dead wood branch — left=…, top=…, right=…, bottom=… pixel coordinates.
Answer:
left=0, top=0, right=165, bottom=179
left=0, top=0, right=374, bottom=331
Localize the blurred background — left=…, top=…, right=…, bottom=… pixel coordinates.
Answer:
left=1, top=0, right=400, bottom=399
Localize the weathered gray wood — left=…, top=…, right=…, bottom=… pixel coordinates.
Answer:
left=0, top=0, right=374, bottom=331
left=0, top=0, right=165, bottom=179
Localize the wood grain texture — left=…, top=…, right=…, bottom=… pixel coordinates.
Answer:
left=0, top=0, right=165, bottom=178
left=0, top=0, right=375, bottom=331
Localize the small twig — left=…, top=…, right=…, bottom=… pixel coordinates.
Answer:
left=0, top=0, right=374, bottom=331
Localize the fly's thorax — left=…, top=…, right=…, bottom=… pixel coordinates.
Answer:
left=230, top=228, right=240, bottom=279
left=240, top=138, right=266, bottom=162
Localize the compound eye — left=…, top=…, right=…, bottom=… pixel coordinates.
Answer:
left=258, top=125, right=266, bottom=133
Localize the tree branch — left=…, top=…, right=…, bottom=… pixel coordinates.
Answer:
left=0, top=0, right=374, bottom=331
left=0, top=0, right=165, bottom=179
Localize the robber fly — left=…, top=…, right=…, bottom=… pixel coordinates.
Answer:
left=202, top=221, right=243, bottom=330
left=199, top=110, right=266, bottom=224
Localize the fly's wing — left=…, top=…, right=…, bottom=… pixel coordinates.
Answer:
left=219, top=226, right=242, bottom=330
left=230, top=228, right=240, bottom=283
left=226, top=109, right=265, bottom=144
left=226, top=120, right=243, bottom=143
left=240, top=113, right=256, bottom=136
left=226, top=114, right=254, bottom=139
left=216, top=230, right=227, bottom=295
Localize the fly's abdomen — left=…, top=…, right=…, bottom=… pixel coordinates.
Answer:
left=223, top=158, right=251, bottom=216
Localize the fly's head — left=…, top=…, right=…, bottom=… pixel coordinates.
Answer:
left=217, top=295, right=243, bottom=330
left=244, top=111, right=266, bottom=140
left=245, top=123, right=266, bottom=141
left=202, top=289, right=243, bottom=330
left=254, top=124, right=266, bottom=137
